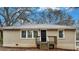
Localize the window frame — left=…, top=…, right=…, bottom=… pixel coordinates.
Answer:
left=20, top=30, right=38, bottom=39
left=33, top=30, right=38, bottom=38
left=20, top=30, right=27, bottom=39
left=27, top=30, right=33, bottom=39
left=58, top=29, right=65, bottom=39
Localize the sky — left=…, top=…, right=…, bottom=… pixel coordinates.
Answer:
left=30, top=7, right=79, bottom=22
left=46, top=7, right=79, bottom=21
left=60, top=7, right=79, bottom=21
left=68, top=8, right=79, bottom=20
left=29, top=7, right=79, bottom=21
left=0, top=7, right=79, bottom=23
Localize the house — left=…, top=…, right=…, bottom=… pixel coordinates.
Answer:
left=0, top=27, right=3, bottom=40
left=76, top=30, right=79, bottom=50
left=2, top=24, right=76, bottom=50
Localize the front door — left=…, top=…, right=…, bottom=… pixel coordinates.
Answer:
left=41, top=30, right=46, bottom=42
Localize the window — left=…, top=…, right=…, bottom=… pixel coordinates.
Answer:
left=59, top=30, right=64, bottom=38
left=21, top=30, right=38, bottom=39
left=27, top=30, right=32, bottom=38
left=34, top=31, right=38, bottom=38
left=21, top=31, right=26, bottom=38
left=76, top=42, right=79, bottom=46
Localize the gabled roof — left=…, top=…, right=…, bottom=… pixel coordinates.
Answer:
left=3, top=24, right=76, bottom=30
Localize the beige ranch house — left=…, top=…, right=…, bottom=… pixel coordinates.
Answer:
left=3, top=24, right=76, bottom=50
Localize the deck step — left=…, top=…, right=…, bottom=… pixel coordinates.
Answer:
left=40, top=42, right=49, bottom=49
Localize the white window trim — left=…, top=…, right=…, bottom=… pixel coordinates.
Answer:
left=58, top=29, right=65, bottom=39
left=20, top=30, right=27, bottom=39
left=33, top=30, right=39, bottom=38
left=20, top=30, right=38, bottom=39
left=27, top=30, right=33, bottom=39
left=32, top=30, right=34, bottom=38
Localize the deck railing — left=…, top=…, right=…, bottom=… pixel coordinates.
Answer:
left=35, top=36, right=57, bottom=49
left=76, top=40, right=79, bottom=46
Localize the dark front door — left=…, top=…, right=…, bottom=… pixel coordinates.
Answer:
left=41, top=30, right=46, bottom=42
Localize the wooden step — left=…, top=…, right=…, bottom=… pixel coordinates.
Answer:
left=40, top=42, right=49, bottom=49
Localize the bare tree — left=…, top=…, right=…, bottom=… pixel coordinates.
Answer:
left=47, top=8, right=75, bottom=26
left=0, top=7, right=31, bottom=26
left=64, top=15, right=74, bottom=26
left=0, top=7, right=75, bottom=26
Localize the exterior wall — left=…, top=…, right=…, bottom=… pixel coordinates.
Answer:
left=3, top=30, right=36, bottom=47
left=3, top=29, right=76, bottom=50
left=47, top=29, right=58, bottom=36
left=47, top=29, right=57, bottom=44
left=57, top=29, right=76, bottom=50
left=47, top=29, right=76, bottom=50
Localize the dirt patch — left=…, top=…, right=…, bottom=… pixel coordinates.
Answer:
left=0, top=46, right=75, bottom=51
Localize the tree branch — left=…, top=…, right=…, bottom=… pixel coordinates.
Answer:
left=11, top=9, right=27, bottom=25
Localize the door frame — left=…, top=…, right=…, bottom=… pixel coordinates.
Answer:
left=40, top=30, right=48, bottom=42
